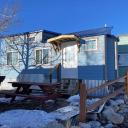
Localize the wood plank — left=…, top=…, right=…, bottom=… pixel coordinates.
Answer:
left=79, top=80, right=86, bottom=123
left=87, top=86, right=124, bottom=112
left=125, top=71, right=128, bottom=96
left=87, top=76, right=126, bottom=94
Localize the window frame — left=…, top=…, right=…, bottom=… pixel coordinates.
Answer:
left=35, top=49, right=43, bottom=65
left=35, top=47, right=50, bottom=65
left=84, top=38, right=98, bottom=51
left=42, top=48, right=50, bottom=65
left=6, top=51, right=19, bottom=66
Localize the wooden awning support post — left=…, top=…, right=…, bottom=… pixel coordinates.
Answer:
left=125, top=71, right=128, bottom=96
left=79, top=79, right=87, bottom=123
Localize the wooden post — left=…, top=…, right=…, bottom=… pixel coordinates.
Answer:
left=56, top=63, right=61, bottom=83
left=125, top=71, right=128, bottom=96
left=49, top=68, right=52, bottom=83
left=79, top=79, right=87, bottom=123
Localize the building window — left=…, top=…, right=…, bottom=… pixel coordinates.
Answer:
left=35, top=48, right=50, bottom=65
left=35, top=49, right=42, bottom=64
left=7, top=51, right=18, bottom=65
left=28, top=37, right=35, bottom=42
left=118, top=54, right=128, bottom=66
left=43, top=48, right=49, bottom=64
left=84, top=39, right=97, bottom=51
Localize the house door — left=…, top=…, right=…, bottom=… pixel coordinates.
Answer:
left=61, top=44, right=78, bottom=79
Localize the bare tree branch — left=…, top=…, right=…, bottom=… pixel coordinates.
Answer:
left=0, top=2, right=18, bottom=34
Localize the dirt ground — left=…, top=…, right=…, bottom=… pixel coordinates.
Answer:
left=0, top=96, right=69, bottom=113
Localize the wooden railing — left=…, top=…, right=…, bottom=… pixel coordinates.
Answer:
left=79, top=71, right=128, bottom=123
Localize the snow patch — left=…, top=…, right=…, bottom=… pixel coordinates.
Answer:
left=0, top=109, right=56, bottom=128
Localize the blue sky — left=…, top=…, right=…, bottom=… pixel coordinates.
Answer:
left=0, top=0, right=128, bottom=35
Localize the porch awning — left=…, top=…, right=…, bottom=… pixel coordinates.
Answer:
left=47, top=35, right=80, bottom=52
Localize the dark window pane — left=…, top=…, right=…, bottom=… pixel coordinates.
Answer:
left=43, top=49, right=49, bottom=64
left=36, top=50, right=42, bottom=64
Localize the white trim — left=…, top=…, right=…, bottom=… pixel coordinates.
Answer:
left=84, top=38, right=98, bottom=51
left=6, top=50, right=19, bottom=66
left=35, top=48, right=42, bottom=65
left=34, top=47, right=51, bottom=66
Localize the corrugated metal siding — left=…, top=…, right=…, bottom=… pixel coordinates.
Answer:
left=84, top=80, right=108, bottom=97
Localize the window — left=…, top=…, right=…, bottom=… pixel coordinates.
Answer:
left=28, top=37, right=35, bottom=42
left=43, top=48, right=49, bottom=64
left=35, top=48, right=50, bottom=65
left=118, top=54, right=128, bottom=66
left=7, top=52, right=18, bottom=65
left=35, top=49, right=42, bottom=64
left=84, top=39, right=97, bottom=51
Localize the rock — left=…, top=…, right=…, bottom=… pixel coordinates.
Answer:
left=88, top=121, right=101, bottom=128
left=118, top=108, right=128, bottom=115
left=102, top=107, right=124, bottom=124
left=124, top=95, right=128, bottom=104
left=113, top=106, right=120, bottom=112
left=87, top=113, right=98, bottom=121
left=108, top=100, right=118, bottom=106
left=115, top=99, right=124, bottom=105
left=44, top=121, right=64, bottom=128
left=71, top=126, right=79, bottom=128
left=79, top=123, right=91, bottom=128
left=104, top=123, right=114, bottom=128
left=79, top=121, right=101, bottom=128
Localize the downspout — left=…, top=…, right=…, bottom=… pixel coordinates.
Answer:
left=104, top=35, right=108, bottom=81
left=115, top=40, right=119, bottom=78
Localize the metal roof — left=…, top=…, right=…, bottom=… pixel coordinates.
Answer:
left=67, top=27, right=113, bottom=37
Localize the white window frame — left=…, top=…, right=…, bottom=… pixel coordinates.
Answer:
left=84, top=38, right=98, bottom=51
left=42, top=48, right=50, bottom=65
left=35, top=47, right=50, bottom=66
left=35, top=48, right=42, bottom=65
left=6, top=51, right=19, bottom=66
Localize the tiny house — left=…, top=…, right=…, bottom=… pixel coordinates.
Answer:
left=118, top=35, right=128, bottom=76
left=48, top=27, right=119, bottom=97
left=48, top=27, right=118, bottom=81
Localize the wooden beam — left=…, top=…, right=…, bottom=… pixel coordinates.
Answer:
left=125, top=71, right=128, bottom=96
left=87, top=86, right=124, bottom=112
left=79, top=80, right=87, bottom=123
left=87, top=76, right=126, bottom=94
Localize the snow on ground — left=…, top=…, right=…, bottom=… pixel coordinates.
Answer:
left=0, top=109, right=56, bottom=128
left=0, top=98, right=11, bottom=103
left=0, top=97, right=26, bottom=103
left=67, top=94, right=105, bottom=113
left=67, top=94, right=100, bottom=106
left=0, top=95, right=105, bottom=128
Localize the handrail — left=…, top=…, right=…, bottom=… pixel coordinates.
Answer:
left=87, top=86, right=124, bottom=112
left=87, top=75, right=126, bottom=94
left=79, top=72, right=128, bottom=123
